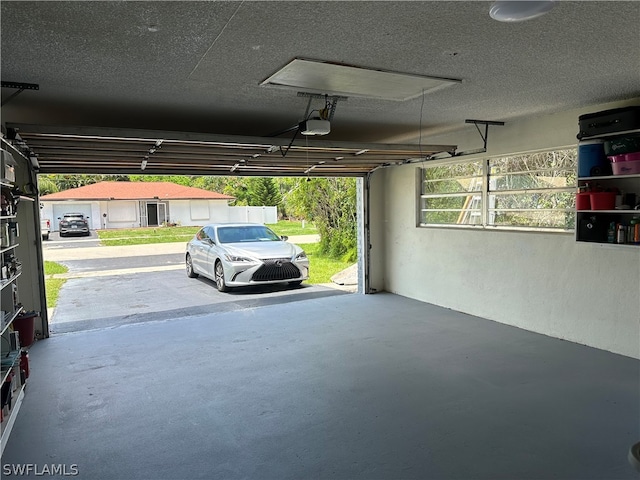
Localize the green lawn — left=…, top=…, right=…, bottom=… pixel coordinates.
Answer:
left=97, top=226, right=199, bottom=246
left=299, top=243, right=354, bottom=284
left=44, top=261, right=68, bottom=307
left=97, top=222, right=317, bottom=247
left=266, top=220, right=317, bottom=237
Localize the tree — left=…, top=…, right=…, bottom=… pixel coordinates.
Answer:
left=223, top=177, right=250, bottom=205
left=129, top=175, right=190, bottom=185
left=38, top=174, right=130, bottom=193
left=288, top=177, right=357, bottom=262
left=247, top=177, right=282, bottom=207
left=37, top=176, right=59, bottom=195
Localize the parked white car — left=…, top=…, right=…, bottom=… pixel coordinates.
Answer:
left=40, top=218, right=50, bottom=240
left=185, top=223, right=309, bottom=292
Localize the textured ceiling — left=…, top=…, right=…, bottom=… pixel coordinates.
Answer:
left=1, top=1, right=639, bottom=175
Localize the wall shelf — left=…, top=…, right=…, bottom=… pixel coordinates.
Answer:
left=579, top=173, right=640, bottom=181
left=576, top=125, right=640, bottom=246
left=577, top=210, right=638, bottom=214
left=1, top=141, right=40, bottom=456
left=1, top=306, right=24, bottom=337
left=0, top=382, right=26, bottom=456
left=0, top=271, right=21, bottom=291
left=0, top=244, right=18, bottom=255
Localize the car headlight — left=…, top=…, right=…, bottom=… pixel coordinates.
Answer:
left=224, top=253, right=253, bottom=262
left=295, top=251, right=307, bottom=260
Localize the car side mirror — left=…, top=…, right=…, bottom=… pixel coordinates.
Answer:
left=281, top=235, right=288, bottom=241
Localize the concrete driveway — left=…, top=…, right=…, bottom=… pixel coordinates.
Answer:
left=43, top=230, right=101, bottom=246
left=44, top=235, right=352, bottom=334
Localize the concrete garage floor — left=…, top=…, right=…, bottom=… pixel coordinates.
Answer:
left=3, top=293, right=639, bottom=479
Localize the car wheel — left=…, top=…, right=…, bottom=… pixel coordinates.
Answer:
left=186, top=254, right=198, bottom=278
left=289, top=280, right=303, bottom=287
left=214, top=260, right=229, bottom=292
left=42, top=234, right=49, bottom=241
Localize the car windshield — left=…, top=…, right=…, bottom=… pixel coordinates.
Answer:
left=217, top=226, right=281, bottom=244
left=64, top=216, right=84, bottom=221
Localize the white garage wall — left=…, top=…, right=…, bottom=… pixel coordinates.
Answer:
left=371, top=98, right=640, bottom=359
left=44, top=202, right=99, bottom=231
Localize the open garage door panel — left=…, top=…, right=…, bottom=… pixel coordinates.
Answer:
left=6, top=124, right=456, bottom=177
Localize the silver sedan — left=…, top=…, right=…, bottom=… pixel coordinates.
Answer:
left=185, top=223, right=309, bottom=292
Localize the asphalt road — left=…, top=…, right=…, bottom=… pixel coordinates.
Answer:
left=43, top=235, right=351, bottom=334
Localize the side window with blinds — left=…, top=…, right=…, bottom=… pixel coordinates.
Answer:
left=419, top=161, right=484, bottom=227
left=487, top=150, right=577, bottom=230
left=419, top=149, right=577, bottom=231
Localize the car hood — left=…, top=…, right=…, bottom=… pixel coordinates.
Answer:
left=223, top=241, right=300, bottom=260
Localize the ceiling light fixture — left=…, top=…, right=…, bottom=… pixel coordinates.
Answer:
left=489, top=1, right=555, bottom=22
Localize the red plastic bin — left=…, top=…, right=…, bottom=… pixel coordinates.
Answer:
left=589, top=192, right=616, bottom=210
left=12, top=312, right=38, bottom=347
left=576, top=192, right=591, bottom=210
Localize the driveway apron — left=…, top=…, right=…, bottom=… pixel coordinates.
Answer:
left=44, top=236, right=350, bottom=334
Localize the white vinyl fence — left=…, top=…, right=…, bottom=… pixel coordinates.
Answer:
left=228, top=206, right=278, bottom=224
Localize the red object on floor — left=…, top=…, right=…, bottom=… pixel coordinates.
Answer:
left=20, top=350, right=30, bottom=379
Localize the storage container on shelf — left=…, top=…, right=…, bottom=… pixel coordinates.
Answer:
left=589, top=191, right=617, bottom=210
left=604, top=135, right=640, bottom=156
left=576, top=191, right=591, bottom=210
left=578, top=139, right=610, bottom=177
left=608, top=151, right=640, bottom=175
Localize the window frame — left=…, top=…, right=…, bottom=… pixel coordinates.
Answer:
left=418, top=148, right=577, bottom=233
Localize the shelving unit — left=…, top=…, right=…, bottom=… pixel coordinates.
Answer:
left=0, top=152, right=31, bottom=455
left=576, top=129, right=640, bottom=246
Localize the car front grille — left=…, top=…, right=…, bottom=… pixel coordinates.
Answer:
left=252, top=259, right=300, bottom=282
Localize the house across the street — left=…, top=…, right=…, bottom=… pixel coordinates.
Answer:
left=40, top=181, right=277, bottom=231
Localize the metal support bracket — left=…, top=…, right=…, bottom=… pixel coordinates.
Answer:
left=400, top=119, right=505, bottom=165
left=267, top=92, right=348, bottom=138
left=1, top=81, right=39, bottom=107
left=297, top=91, right=348, bottom=121
left=451, top=119, right=505, bottom=157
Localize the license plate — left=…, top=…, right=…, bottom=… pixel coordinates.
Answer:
left=72, top=225, right=78, bottom=229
